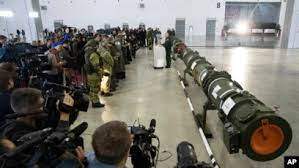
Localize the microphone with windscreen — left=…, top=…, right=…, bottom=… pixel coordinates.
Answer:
left=68, top=122, right=88, bottom=139
left=149, top=119, right=156, bottom=133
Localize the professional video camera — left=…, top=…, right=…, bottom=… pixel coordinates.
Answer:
left=129, top=119, right=159, bottom=168
left=176, top=141, right=213, bottom=168
left=0, top=42, right=47, bottom=62
left=4, top=81, right=89, bottom=129
left=1, top=42, right=50, bottom=87
left=16, top=53, right=50, bottom=87
left=128, top=120, right=212, bottom=168
left=41, top=81, right=90, bottom=127
left=0, top=122, right=88, bottom=168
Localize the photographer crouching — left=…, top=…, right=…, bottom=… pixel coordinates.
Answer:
left=0, top=88, right=85, bottom=167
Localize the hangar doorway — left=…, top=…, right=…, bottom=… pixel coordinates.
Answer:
left=175, top=18, right=186, bottom=41
left=223, top=2, right=282, bottom=48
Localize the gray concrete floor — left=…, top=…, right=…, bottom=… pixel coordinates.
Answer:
left=74, top=47, right=299, bottom=168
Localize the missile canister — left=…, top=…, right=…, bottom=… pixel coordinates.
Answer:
left=173, top=41, right=292, bottom=161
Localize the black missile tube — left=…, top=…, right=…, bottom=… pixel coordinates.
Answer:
left=172, top=40, right=292, bottom=161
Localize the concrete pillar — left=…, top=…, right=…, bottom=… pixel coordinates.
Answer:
left=31, top=0, right=43, bottom=41
left=278, top=0, right=287, bottom=29
left=281, top=0, right=299, bottom=48
left=287, top=0, right=299, bottom=48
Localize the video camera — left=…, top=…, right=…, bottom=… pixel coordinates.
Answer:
left=16, top=53, right=50, bottom=87
left=0, top=42, right=50, bottom=87
left=0, top=42, right=47, bottom=61
left=0, top=122, right=88, bottom=168
left=128, top=119, right=214, bottom=168
left=176, top=141, right=213, bottom=168
left=42, top=81, right=90, bottom=127
left=129, top=119, right=159, bottom=168
left=4, top=81, right=89, bottom=129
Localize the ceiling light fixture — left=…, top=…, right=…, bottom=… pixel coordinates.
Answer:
left=29, top=11, right=39, bottom=18
left=0, top=10, right=14, bottom=17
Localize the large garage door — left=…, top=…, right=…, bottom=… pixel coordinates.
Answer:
left=175, top=18, right=185, bottom=41
left=54, top=20, right=64, bottom=29
left=206, top=19, right=216, bottom=40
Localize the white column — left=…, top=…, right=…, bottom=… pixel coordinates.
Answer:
left=278, top=0, right=287, bottom=29
left=287, top=0, right=299, bottom=48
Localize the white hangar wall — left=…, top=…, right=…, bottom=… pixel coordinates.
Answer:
left=39, top=0, right=225, bottom=36
left=0, top=0, right=287, bottom=42
left=39, top=0, right=285, bottom=36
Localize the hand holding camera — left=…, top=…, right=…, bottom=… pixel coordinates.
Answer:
left=58, top=93, right=75, bottom=114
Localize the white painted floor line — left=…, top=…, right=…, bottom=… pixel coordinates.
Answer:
left=177, top=70, right=220, bottom=168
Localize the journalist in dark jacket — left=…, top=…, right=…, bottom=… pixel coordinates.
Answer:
left=163, top=31, right=174, bottom=68
left=0, top=64, right=16, bottom=126
left=1, top=88, right=84, bottom=167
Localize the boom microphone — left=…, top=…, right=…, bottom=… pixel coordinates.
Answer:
left=5, top=112, right=48, bottom=119
left=148, top=119, right=156, bottom=134
left=3, top=128, right=52, bottom=158
left=45, top=122, right=88, bottom=144
left=68, top=122, right=88, bottom=139
left=18, top=128, right=53, bottom=143
left=150, top=119, right=156, bottom=128
left=42, top=81, right=70, bottom=91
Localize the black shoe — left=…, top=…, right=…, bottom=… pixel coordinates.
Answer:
left=166, top=66, right=171, bottom=68
left=103, top=93, right=113, bottom=97
left=92, top=102, right=105, bottom=108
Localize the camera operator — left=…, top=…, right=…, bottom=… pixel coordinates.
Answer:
left=0, top=35, right=7, bottom=48
left=44, top=48, right=64, bottom=84
left=81, top=121, right=132, bottom=168
left=57, top=42, right=78, bottom=84
left=2, top=88, right=48, bottom=143
left=60, top=42, right=77, bottom=67
left=0, top=63, right=17, bottom=126
left=0, top=35, right=8, bottom=62
left=2, top=88, right=72, bottom=144
left=0, top=88, right=86, bottom=167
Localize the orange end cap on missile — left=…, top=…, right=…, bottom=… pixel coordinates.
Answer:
left=250, top=119, right=284, bottom=155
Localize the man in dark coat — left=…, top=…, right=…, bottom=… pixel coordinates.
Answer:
left=163, top=31, right=174, bottom=68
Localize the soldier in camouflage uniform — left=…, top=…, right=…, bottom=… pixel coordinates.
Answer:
left=114, top=35, right=126, bottom=79
left=107, top=37, right=119, bottom=92
left=98, top=38, right=114, bottom=97
left=146, top=28, right=154, bottom=50
left=84, top=35, right=105, bottom=108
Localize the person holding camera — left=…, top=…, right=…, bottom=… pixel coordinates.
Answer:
left=1, top=88, right=72, bottom=144
left=0, top=63, right=17, bottom=126
left=0, top=35, right=7, bottom=48
left=0, top=88, right=86, bottom=167
left=0, top=35, right=8, bottom=62
left=44, top=47, right=64, bottom=84
left=75, top=121, right=132, bottom=168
